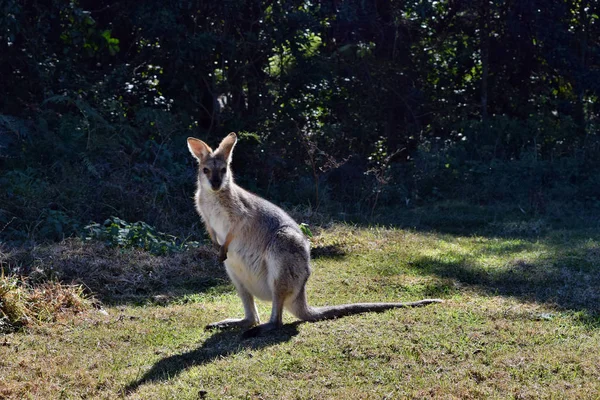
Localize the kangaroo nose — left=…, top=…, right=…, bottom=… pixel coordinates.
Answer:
left=210, top=179, right=222, bottom=190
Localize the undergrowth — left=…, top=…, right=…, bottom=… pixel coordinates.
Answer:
left=0, top=271, right=92, bottom=333
left=84, top=216, right=201, bottom=256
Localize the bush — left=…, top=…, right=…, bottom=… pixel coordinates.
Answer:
left=84, top=217, right=200, bottom=256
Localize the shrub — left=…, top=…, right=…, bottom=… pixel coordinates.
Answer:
left=84, top=217, right=200, bottom=256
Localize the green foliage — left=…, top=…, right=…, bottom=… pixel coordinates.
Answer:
left=0, top=0, right=600, bottom=243
left=299, top=223, right=313, bottom=238
left=84, top=217, right=199, bottom=256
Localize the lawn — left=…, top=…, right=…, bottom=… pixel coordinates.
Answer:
left=1, top=210, right=600, bottom=399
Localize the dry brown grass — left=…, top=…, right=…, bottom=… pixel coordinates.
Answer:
left=1, top=238, right=225, bottom=305
left=0, top=273, right=92, bottom=332
left=0, top=238, right=225, bottom=333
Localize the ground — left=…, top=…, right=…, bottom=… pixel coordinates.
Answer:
left=1, top=208, right=599, bottom=399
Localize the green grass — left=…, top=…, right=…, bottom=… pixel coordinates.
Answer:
left=1, top=220, right=600, bottom=399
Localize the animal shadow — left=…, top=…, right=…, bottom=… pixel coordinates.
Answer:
left=124, top=322, right=300, bottom=394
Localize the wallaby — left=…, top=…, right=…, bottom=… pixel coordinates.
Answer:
left=187, top=133, right=442, bottom=337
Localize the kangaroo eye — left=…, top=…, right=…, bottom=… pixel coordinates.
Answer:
left=221, top=168, right=226, bottom=174
left=203, top=168, right=210, bottom=175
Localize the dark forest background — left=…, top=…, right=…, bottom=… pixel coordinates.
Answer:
left=1, top=0, right=599, bottom=244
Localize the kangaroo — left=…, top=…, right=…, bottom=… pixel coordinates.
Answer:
left=187, top=133, right=442, bottom=337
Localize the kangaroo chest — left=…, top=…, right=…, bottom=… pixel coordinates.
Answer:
left=204, top=210, right=229, bottom=245
left=197, top=196, right=231, bottom=245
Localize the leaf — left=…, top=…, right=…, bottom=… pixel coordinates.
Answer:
left=299, top=223, right=313, bottom=238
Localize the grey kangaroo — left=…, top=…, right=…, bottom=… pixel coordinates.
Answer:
left=187, top=133, right=442, bottom=337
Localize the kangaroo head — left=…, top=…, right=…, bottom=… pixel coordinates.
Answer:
left=187, top=132, right=237, bottom=192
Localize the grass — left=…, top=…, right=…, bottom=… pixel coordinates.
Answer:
left=1, top=206, right=600, bottom=399
left=0, top=274, right=93, bottom=333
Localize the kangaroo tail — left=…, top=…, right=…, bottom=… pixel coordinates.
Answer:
left=288, top=288, right=443, bottom=322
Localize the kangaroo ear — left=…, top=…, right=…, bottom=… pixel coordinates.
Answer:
left=187, top=137, right=213, bottom=162
left=217, top=132, right=237, bottom=163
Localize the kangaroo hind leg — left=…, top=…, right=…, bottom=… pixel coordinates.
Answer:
left=242, top=230, right=309, bottom=338
left=206, top=279, right=260, bottom=330
left=242, top=278, right=290, bottom=338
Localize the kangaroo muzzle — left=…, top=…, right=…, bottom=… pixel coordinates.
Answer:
left=210, top=177, right=222, bottom=191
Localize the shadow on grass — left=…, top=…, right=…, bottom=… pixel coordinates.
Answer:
left=311, top=244, right=347, bottom=259
left=362, top=201, right=600, bottom=239
left=342, top=201, right=600, bottom=321
left=124, top=323, right=301, bottom=394
left=403, top=254, right=600, bottom=318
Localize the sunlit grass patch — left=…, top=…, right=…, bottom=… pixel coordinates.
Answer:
left=1, top=220, right=599, bottom=399
left=311, top=223, right=599, bottom=316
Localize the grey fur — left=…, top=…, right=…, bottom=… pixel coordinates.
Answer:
left=187, top=133, right=443, bottom=337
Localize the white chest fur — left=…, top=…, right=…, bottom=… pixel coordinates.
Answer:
left=196, top=191, right=230, bottom=245
left=205, top=211, right=229, bottom=244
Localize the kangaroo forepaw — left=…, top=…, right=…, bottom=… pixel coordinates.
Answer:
left=218, top=247, right=228, bottom=262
